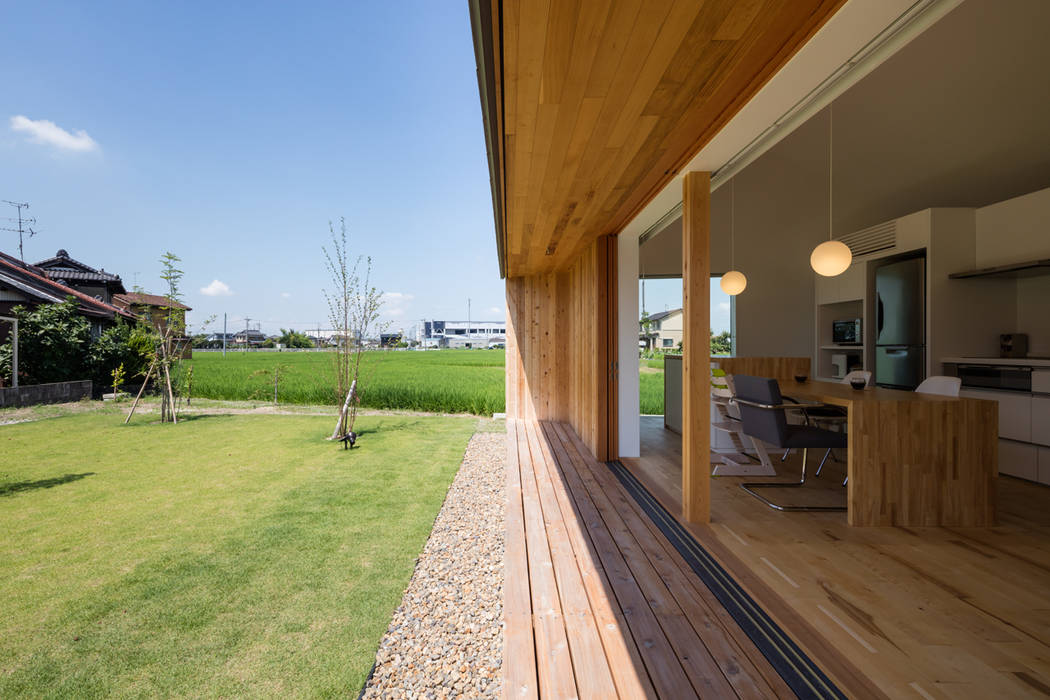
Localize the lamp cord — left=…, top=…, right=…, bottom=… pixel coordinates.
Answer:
left=730, top=178, right=735, bottom=269
left=829, top=102, right=834, bottom=242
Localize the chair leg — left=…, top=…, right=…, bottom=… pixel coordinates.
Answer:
left=842, top=475, right=848, bottom=487
left=781, top=448, right=791, bottom=462
left=816, top=448, right=833, bottom=476
left=741, top=445, right=847, bottom=512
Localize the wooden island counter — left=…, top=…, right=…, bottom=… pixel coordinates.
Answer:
left=785, top=379, right=998, bottom=526
left=664, top=356, right=998, bottom=526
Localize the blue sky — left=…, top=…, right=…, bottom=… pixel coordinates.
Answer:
left=1, top=2, right=730, bottom=338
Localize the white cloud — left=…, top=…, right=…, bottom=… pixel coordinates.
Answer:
left=718, top=302, right=730, bottom=312
left=10, top=115, right=99, bottom=152
left=200, top=279, right=233, bottom=296
left=281, top=292, right=291, bottom=298
left=489, top=306, right=503, bottom=315
left=381, top=291, right=413, bottom=318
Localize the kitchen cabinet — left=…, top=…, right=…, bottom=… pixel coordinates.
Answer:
left=1034, top=370, right=1050, bottom=394
left=815, top=262, right=866, bottom=304
left=960, top=389, right=1032, bottom=442
left=1040, top=447, right=1050, bottom=486
left=1000, top=439, right=1038, bottom=481
left=1033, top=396, right=1050, bottom=447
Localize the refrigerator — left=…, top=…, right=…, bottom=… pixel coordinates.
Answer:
left=875, top=257, right=925, bottom=389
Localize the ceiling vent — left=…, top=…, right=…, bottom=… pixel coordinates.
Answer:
left=836, top=220, right=896, bottom=258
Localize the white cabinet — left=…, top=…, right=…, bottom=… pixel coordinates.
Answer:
left=960, top=389, right=1032, bottom=442
left=1033, top=370, right=1050, bottom=394
left=1033, top=396, right=1050, bottom=447
left=1000, top=439, right=1038, bottom=481
left=1039, top=447, right=1050, bottom=486
left=814, top=262, right=865, bottom=304
left=839, top=263, right=865, bottom=302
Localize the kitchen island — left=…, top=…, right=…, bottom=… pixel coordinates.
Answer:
left=661, top=356, right=999, bottom=526
left=785, top=380, right=998, bottom=526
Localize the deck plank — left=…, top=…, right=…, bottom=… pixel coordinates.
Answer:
left=505, top=418, right=795, bottom=698
left=537, top=422, right=657, bottom=699
left=550, top=422, right=737, bottom=698
left=517, top=421, right=578, bottom=699
left=556, top=421, right=791, bottom=699
left=524, top=421, right=618, bottom=698
left=504, top=420, right=538, bottom=699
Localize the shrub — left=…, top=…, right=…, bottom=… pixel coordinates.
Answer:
left=0, top=299, right=90, bottom=386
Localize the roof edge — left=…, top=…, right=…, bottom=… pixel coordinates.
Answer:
left=468, top=0, right=507, bottom=279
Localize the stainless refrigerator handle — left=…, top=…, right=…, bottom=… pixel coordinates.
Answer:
left=876, top=292, right=884, bottom=337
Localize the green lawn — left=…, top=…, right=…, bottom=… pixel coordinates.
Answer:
left=186, top=349, right=505, bottom=415
left=0, top=411, right=476, bottom=697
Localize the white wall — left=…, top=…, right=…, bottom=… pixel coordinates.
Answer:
left=976, top=186, right=1050, bottom=355
left=617, top=232, right=640, bottom=457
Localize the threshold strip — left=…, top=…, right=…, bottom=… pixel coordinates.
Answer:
left=606, top=459, right=847, bottom=700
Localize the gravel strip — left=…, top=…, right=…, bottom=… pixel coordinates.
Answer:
left=362, top=431, right=505, bottom=699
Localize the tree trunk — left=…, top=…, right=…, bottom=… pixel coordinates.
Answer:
left=330, top=378, right=357, bottom=439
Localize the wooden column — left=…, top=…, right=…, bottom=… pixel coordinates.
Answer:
left=682, top=172, right=710, bottom=524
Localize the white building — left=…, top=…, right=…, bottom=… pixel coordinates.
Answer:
left=420, top=320, right=506, bottom=348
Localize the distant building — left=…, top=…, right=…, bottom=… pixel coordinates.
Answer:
left=231, top=329, right=267, bottom=347
left=419, top=320, right=506, bottom=349
left=33, top=249, right=126, bottom=304
left=641, top=308, right=682, bottom=350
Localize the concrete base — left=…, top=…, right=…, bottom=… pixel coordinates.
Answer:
left=0, top=380, right=93, bottom=408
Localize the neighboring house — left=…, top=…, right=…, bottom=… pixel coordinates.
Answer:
left=201, top=332, right=236, bottom=348
left=379, top=332, right=403, bottom=347
left=641, top=309, right=683, bottom=351
left=33, top=249, right=126, bottom=304
left=113, top=292, right=191, bottom=336
left=231, top=329, right=266, bottom=347
left=0, top=249, right=137, bottom=344
left=113, top=291, right=192, bottom=358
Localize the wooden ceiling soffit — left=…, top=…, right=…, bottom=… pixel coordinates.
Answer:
left=488, top=0, right=845, bottom=277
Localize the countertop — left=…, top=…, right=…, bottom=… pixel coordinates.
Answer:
left=942, top=356, right=1050, bottom=368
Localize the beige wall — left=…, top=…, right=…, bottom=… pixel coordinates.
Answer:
left=975, top=186, right=1050, bottom=356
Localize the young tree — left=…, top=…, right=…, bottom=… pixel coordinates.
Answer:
left=323, top=218, right=385, bottom=441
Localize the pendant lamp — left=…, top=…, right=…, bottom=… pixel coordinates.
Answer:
left=720, top=178, right=747, bottom=295
left=810, top=103, right=852, bottom=277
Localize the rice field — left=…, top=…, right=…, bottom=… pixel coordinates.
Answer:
left=185, top=349, right=505, bottom=415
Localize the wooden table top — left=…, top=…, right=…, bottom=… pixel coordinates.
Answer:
left=782, top=379, right=961, bottom=407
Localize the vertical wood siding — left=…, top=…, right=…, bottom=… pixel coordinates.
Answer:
left=506, top=236, right=614, bottom=460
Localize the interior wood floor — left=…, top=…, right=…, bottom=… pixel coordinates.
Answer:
left=621, top=416, right=1050, bottom=699
left=505, top=419, right=798, bottom=699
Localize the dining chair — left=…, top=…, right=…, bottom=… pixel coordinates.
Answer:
left=733, top=375, right=847, bottom=512
left=916, top=375, right=961, bottom=397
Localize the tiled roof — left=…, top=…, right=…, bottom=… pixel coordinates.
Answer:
left=647, top=308, right=682, bottom=322
left=34, top=250, right=122, bottom=283
left=0, top=250, right=137, bottom=321
left=113, top=292, right=190, bottom=311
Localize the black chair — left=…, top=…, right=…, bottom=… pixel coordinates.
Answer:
left=732, top=375, right=847, bottom=512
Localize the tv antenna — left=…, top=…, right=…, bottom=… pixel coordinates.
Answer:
left=1, top=200, right=39, bottom=262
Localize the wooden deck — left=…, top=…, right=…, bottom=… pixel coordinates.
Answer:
left=622, top=416, right=1050, bottom=699
left=504, top=419, right=800, bottom=699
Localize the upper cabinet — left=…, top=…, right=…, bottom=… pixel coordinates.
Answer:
left=815, top=262, right=866, bottom=305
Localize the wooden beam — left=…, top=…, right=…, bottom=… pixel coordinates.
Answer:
left=682, top=172, right=710, bottom=524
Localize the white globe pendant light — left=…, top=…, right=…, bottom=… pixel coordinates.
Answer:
left=811, top=103, right=852, bottom=277
left=811, top=240, right=852, bottom=277
left=720, top=178, right=747, bottom=295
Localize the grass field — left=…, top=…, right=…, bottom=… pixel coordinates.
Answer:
left=0, top=411, right=475, bottom=697
left=186, top=349, right=505, bottom=415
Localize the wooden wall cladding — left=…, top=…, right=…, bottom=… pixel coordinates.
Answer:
left=506, top=236, right=614, bottom=460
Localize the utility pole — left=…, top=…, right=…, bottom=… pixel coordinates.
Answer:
left=1, top=201, right=38, bottom=262
left=222, top=313, right=227, bottom=358
left=244, top=317, right=252, bottom=352
left=467, top=298, right=471, bottom=349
